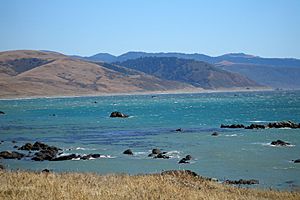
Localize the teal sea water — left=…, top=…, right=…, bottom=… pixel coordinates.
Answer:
left=0, top=91, right=300, bottom=190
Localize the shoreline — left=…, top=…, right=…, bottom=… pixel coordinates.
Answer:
left=0, top=87, right=275, bottom=100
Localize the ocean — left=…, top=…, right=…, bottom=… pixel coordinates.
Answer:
left=0, top=90, right=300, bottom=190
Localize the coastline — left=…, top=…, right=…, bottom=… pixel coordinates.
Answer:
left=0, top=170, right=299, bottom=200
left=0, top=87, right=274, bottom=100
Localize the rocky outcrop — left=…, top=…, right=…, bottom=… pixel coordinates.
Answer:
left=268, top=121, right=300, bottom=129
left=0, top=111, right=5, bottom=114
left=245, top=124, right=266, bottom=129
left=220, top=124, right=245, bottom=128
left=271, top=140, right=291, bottom=146
left=224, top=179, right=259, bottom=185
left=18, top=143, right=33, bottom=150
left=175, top=128, right=182, bottom=132
left=51, top=154, right=80, bottom=161
left=179, top=155, right=192, bottom=164
left=110, top=112, right=129, bottom=118
left=123, top=149, right=133, bottom=155
left=0, top=151, right=24, bottom=159
left=154, top=153, right=170, bottom=159
left=221, top=121, right=300, bottom=129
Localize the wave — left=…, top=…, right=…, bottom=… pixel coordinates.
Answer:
left=165, top=150, right=181, bottom=159
left=252, top=142, right=295, bottom=147
left=225, top=134, right=238, bottom=137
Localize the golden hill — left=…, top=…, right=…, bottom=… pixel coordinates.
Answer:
left=0, top=50, right=195, bottom=98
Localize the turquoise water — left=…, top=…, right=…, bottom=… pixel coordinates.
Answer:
left=0, top=91, right=300, bottom=190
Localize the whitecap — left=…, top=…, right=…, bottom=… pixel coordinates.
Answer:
left=225, top=134, right=238, bottom=137
left=165, top=150, right=181, bottom=159
left=73, top=147, right=97, bottom=151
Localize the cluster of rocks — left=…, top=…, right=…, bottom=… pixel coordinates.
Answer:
left=148, top=148, right=169, bottom=159
left=0, top=141, right=103, bottom=162
left=221, top=120, right=300, bottom=129
left=123, top=148, right=171, bottom=159
left=224, top=179, right=259, bottom=185
left=110, top=111, right=128, bottom=118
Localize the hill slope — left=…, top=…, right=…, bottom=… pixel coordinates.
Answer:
left=115, top=57, right=261, bottom=89
left=84, top=51, right=300, bottom=89
left=0, top=50, right=194, bottom=98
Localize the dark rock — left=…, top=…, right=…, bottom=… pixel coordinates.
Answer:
left=185, top=155, right=192, bottom=160
left=271, top=140, right=291, bottom=146
left=110, top=111, right=129, bottom=118
left=294, top=159, right=300, bottom=163
left=148, top=153, right=155, bottom=157
left=13, top=145, right=18, bottom=149
left=220, top=124, right=245, bottom=128
left=31, top=142, right=61, bottom=152
left=268, top=120, right=300, bottom=129
left=224, top=179, right=259, bottom=185
left=18, top=143, right=33, bottom=151
left=0, top=151, right=24, bottom=159
left=179, top=155, right=192, bottom=164
left=42, top=169, right=50, bottom=173
left=123, top=149, right=133, bottom=155
left=211, top=132, right=219, bottom=136
left=0, top=111, right=5, bottom=114
left=175, top=128, right=182, bottom=132
left=51, top=154, right=80, bottom=161
left=1, top=141, right=3, bottom=143
left=81, top=154, right=101, bottom=160
left=94, top=101, right=97, bottom=103
left=12, top=140, right=17, bottom=143
left=245, top=124, right=266, bottom=129
left=154, top=153, right=170, bottom=159
left=152, top=148, right=161, bottom=154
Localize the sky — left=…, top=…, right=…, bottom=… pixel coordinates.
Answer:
left=0, top=0, right=300, bottom=58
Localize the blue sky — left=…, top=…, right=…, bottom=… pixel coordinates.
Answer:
left=1, top=0, right=300, bottom=58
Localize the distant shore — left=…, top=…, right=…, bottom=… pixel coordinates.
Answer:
left=0, top=87, right=274, bottom=100
left=0, top=170, right=299, bottom=200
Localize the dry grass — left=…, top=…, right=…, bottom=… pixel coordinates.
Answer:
left=0, top=170, right=299, bottom=200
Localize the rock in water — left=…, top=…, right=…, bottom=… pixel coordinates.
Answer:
left=123, top=149, right=133, bottom=155
left=0, top=151, right=25, bottom=159
left=211, top=132, right=219, bottom=136
left=0, top=111, right=5, bottom=114
left=294, top=159, right=300, bottom=163
left=271, top=140, right=291, bottom=146
left=152, top=148, right=161, bottom=154
left=179, top=155, right=192, bottom=164
left=110, top=112, right=129, bottom=118
left=18, top=143, right=33, bottom=151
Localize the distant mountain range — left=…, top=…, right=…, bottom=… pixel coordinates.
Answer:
left=80, top=52, right=300, bottom=89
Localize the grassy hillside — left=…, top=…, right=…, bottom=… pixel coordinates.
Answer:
left=0, top=170, right=299, bottom=200
left=0, top=50, right=194, bottom=98
left=115, top=57, right=260, bottom=89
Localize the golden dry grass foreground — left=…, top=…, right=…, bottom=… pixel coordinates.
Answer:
left=0, top=170, right=299, bottom=200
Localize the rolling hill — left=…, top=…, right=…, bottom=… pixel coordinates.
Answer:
left=114, top=57, right=261, bottom=89
left=82, top=51, right=300, bottom=89
left=0, top=50, right=194, bottom=98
